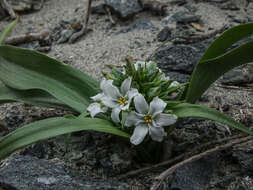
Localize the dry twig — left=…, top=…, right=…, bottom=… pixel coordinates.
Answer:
left=5, top=30, right=50, bottom=45
left=69, top=0, right=92, bottom=43
left=150, top=135, right=253, bottom=190
left=0, top=0, right=16, bottom=19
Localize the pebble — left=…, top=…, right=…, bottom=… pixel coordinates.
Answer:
left=104, top=0, right=143, bottom=19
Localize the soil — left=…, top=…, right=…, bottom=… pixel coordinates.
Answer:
left=1, top=0, right=253, bottom=190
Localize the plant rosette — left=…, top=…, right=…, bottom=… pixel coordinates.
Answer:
left=87, top=61, right=181, bottom=144
left=1, top=22, right=253, bottom=162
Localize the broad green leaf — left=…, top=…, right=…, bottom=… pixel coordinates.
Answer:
left=186, top=39, right=253, bottom=103
left=0, top=16, right=18, bottom=44
left=171, top=103, right=253, bottom=135
left=184, top=23, right=253, bottom=103
left=200, top=23, right=253, bottom=62
left=0, top=83, right=72, bottom=110
left=0, top=117, right=130, bottom=160
left=0, top=45, right=99, bottom=113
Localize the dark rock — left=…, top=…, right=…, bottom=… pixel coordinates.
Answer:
left=5, top=110, right=24, bottom=127
left=220, top=65, right=253, bottom=85
left=232, top=150, right=253, bottom=174
left=170, top=0, right=187, bottom=6
left=0, top=155, right=128, bottom=190
left=163, top=71, right=190, bottom=83
left=7, top=0, right=44, bottom=12
left=220, top=1, right=240, bottom=11
left=21, top=141, right=54, bottom=159
left=91, top=4, right=107, bottom=15
left=152, top=39, right=211, bottom=82
left=169, top=156, right=218, bottom=190
left=170, top=11, right=200, bottom=24
left=228, top=177, right=253, bottom=190
left=57, top=29, right=74, bottom=44
left=118, top=18, right=158, bottom=33
left=157, top=26, right=171, bottom=42
left=104, top=0, right=143, bottom=19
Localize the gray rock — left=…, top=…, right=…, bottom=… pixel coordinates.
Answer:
left=164, top=11, right=200, bottom=24
left=220, top=65, right=253, bottom=85
left=220, top=0, right=240, bottom=11
left=91, top=4, right=107, bottom=15
left=157, top=26, right=171, bottom=42
left=7, top=0, right=44, bottom=12
left=152, top=39, right=211, bottom=82
left=232, top=150, right=253, bottom=174
left=104, top=0, right=143, bottom=19
left=170, top=156, right=217, bottom=190
left=57, top=29, right=74, bottom=44
left=118, top=18, right=158, bottom=33
left=228, top=177, right=253, bottom=190
left=0, top=155, right=128, bottom=190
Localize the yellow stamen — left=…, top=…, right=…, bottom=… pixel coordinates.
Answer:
left=144, top=114, right=152, bottom=123
left=119, top=97, right=126, bottom=105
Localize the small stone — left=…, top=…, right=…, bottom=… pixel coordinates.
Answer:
left=171, top=11, right=200, bottom=24
left=157, top=26, right=171, bottom=42
left=118, top=18, right=158, bottom=33
left=220, top=1, right=240, bottom=11
left=104, top=0, right=143, bottom=19
left=5, top=110, right=24, bottom=127
left=220, top=65, right=253, bottom=85
left=91, top=4, right=107, bottom=15
left=57, top=29, right=74, bottom=44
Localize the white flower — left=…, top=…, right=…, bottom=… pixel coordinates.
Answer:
left=125, top=94, right=177, bottom=145
left=87, top=79, right=111, bottom=117
left=101, top=77, right=138, bottom=123
left=87, top=102, right=107, bottom=117
left=170, top=81, right=180, bottom=87
left=134, top=61, right=152, bottom=70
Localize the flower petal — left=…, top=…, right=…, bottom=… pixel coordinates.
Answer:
left=91, top=93, right=104, bottom=101
left=111, top=107, right=121, bottom=123
left=134, top=94, right=149, bottom=114
left=100, top=78, right=113, bottom=92
left=154, top=113, right=177, bottom=127
left=102, top=97, right=118, bottom=108
left=130, top=125, right=148, bottom=145
left=148, top=96, right=167, bottom=116
left=126, top=88, right=139, bottom=101
left=125, top=111, right=144, bottom=127
left=134, top=61, right=145, bottom=70
left=103, top=82, right=121, bottom=100
left=149, top=125, right=166, bottom=142
left=87, top=103, right=107, bottom=117
left=120, top=77, right=132, bottom=96
left=170, top=81, right=179, bottom=87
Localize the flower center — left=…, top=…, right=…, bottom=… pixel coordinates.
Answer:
left=144, top=114, right=152, bottom=123
left=119, top=97, right=126, bottom=105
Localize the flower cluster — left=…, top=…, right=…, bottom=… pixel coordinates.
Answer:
left=87, top=60, right=183, bottom=145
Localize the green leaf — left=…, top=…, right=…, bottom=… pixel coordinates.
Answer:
left=171, top=103, right=253, bottom=135
left=185, top=23, right=253, bottom=103
left=200, top=23, right=253, bottom=62
left=0, top=83, right=72, bottom=110
left=0, top=16, right=18, bottom=45
left=186, top=38, right=253, bottom=103
left=0, top=117, right=130, bottom=160
left=0, top=45, right=99, bottom=113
